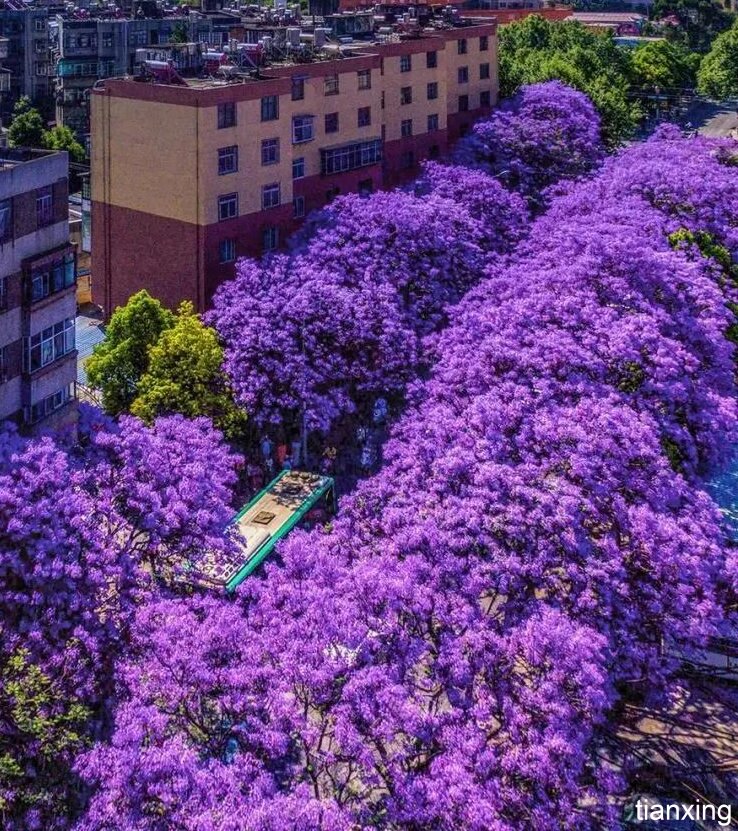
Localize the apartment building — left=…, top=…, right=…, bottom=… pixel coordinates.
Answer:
left=0, top=5, right=52, bottom=124
left=0, top=149, right=77, bottom=430
left=91, top=16, right=498, bottom=316
left=54, top=15, right=193, bottom=140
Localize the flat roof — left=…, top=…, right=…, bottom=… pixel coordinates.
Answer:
left=191, top=470, right=335, bottom=591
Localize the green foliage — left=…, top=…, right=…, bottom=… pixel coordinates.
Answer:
left=697, top=19, right=738, bottom=99
left=130, top=302, right=247, bottom=441
left=499, top=17, right=640, bottom=146
left=652, top=0, right=733, bottom=52
left=87, top=290, right=175, bottom=415
left=630, top=39, right=699, bottom=89
left=42, top=125, right=86, bottom=162
left=7, top=97, right=45, bottom=149
left=170, top=21, right=189, bottom=43
left=0, top=649, right=90, bottom=825
left=669, top=227, right=738, bottom=348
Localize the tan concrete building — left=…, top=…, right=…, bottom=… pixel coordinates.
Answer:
left=91, top=18, right=498, bottom=315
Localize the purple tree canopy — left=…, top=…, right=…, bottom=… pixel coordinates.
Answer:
left=457, top=80, right=604, bottom=203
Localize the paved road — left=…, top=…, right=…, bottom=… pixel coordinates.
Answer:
left=683, top=100, right=738, bottom=138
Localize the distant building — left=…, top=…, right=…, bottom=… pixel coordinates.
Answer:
left=90, top=15, right=498, bottom=316
left=53, top=15, right=193, bottom=140
left=0, top=148, right=77, bottom=430
left=0, top=5, right=53, bottom=124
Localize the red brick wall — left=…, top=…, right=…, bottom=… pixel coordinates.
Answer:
left=92, top=202, right=203, bottom=315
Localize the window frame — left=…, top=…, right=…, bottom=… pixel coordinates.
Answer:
left=292, top=157, right=306, bottom=179
left=324, top=111, right=339, bottom=134
left=218, top=192, right=238, bottom=221
left=260, top=95, right=279, bottom=122
left=261, top=138, right=280, bottom=166
left=262, top=182, right=281, bottom=210
left=324, top=74, right=339, bottom=96
left=217, top=101, right=236, bottom=129
left=36, top=186, right=53, bottom=227
left=292, top=115, right=315, bottom=144
left=217, top=144, right=238, bottom=175
left=219, top=238, right=236, bottom=263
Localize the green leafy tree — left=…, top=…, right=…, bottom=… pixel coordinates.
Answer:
left=630, top=39, right=699, bottom=90
left=698, top=19, right=738, bottom=99
left=130, top=302, right=247, bottom=441
left=652, top=0, right=732, bottom=51
left=170, top=21, right=189, bottom=43
left=87, top=290, right=175, bottom=415
left=42, top=125, right=86, bottom=162
left=499, top=16, right=640, bottom=146
left=7, top=97, right=45, bottom=149
left=0, top=649, right=90, bottom=827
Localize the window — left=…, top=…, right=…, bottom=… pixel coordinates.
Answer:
left=292, top=157, right=305, bottom=179
left=218, top=193, right=238, bottom=221
left=29, top=253, right=75, bottom=303
left=261, top=95, right=279, bottom=122
left=219, top=239, right=236, bottom=263
left=320, top=138, right=382, bottom=175
left=35, top=18, right=45, bottom=31
left=400, top=86, right=412, bottom=105
left=458, top=94, right=469, bottom=112
left=480, top=90, right=491, bottom=108
left=293, top=195, right=305, bottom=218
left=262, top=226, right=279, bottom=252
left=0, top=344, right=6, bottom=382
left=480, top=62, right=490, bottom=80
left=400, top=54, right=411, bottom=72
left=426, top=50, right=437, bottom=68
left=458, top=66, right=469, bottom=84
left=427, top=81, right=438, bottom=101
left=427, top=113, right=439, bottom=132
left=480, top=35, right=489, bottom=51
left=401, top=119, right=413, bottom=137
left=429, top=144, right=440, bottom=159
left=36, top=186, right=53, bottom=227
left=358, top=106, right=371, bottom=128
left=292, top=76, right=305, bottom=101
left=400, top=150, right=415, bottom=169
left=359, top=178, right=373, bottom=195
left=0, top=277, right=7, bottom=312
left=262, top=183, right=280, bottom=210
left=358, top=69, right=371, bottom=90
left=27, top=383, right=75, bottom=424
left=218, top=102, right=236, bottom=129
left=261, top=138, right=279, bottom=166
left=102, top=32, right=113, bottom=48
left=292, top=115, right=314, bottom=144
left=218, top=145, right=238, bottom=175
left=457, top=38, right=467, bottom=55
left=325, top=112, right=339, bottom=134
left=324, top=74, right=339, bottom=95
left=26, top=318, right=75, bottom=373
left=0, top=199, right=11, bottom=243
